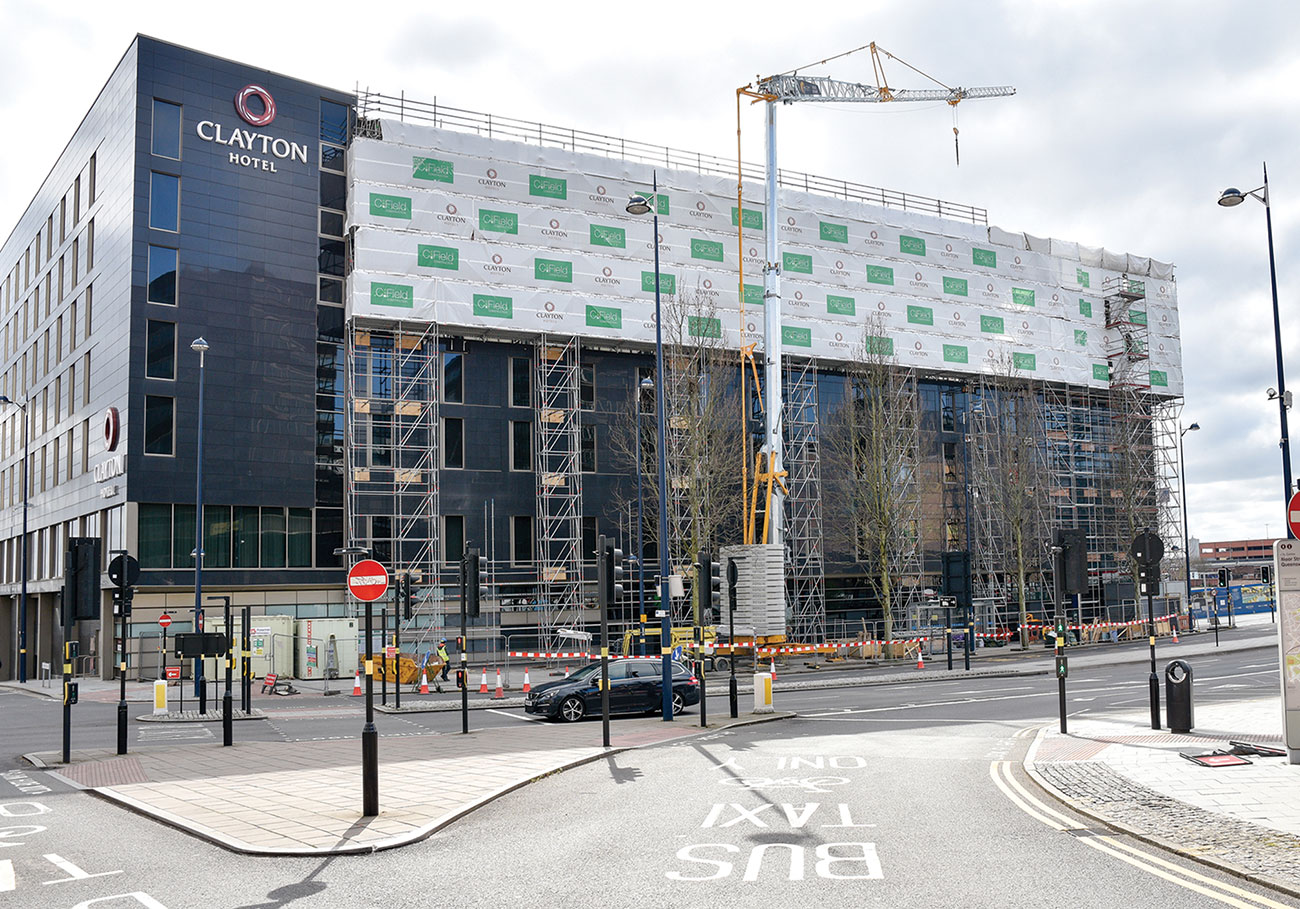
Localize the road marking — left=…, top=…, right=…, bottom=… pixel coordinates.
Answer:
left=992, top=762, right=1292, bottom=908
left=487, top=709, right=539, bottom=721
left=41, top=854, right=123, bottom=885
left=0, top=859, right=12, bottom=892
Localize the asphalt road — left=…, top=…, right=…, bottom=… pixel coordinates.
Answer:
left=0, top=638, right=1292, bottom=908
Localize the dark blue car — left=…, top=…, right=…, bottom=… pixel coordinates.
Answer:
left=524, top=658, right=700, bottom=722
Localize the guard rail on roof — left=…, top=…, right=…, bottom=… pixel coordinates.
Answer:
left=354, top=90, right=988, bottom=226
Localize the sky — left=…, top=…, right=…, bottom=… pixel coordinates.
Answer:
left=0, top=0, right=1296, bottom=545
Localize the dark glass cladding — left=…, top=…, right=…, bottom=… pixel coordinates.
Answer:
left=144, top=395, right=174, bottom=454
left=145, top=319, right=176, bottom=378
left=149, top=172, right=179, bottom=231
left=151, top=99, right=182, bottom=159
left=320, top=100, right=349, bottom=145
left=147, top=245, right=177, bottom=304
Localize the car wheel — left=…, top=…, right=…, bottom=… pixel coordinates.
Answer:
left=559, top=695, right=586, bottom=722
left=672, top=691, right=686, bottom=715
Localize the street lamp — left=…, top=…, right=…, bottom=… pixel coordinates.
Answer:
left=1219, top=167, right=1293, bottom=535
left=0, top=395, right=28, bottom=683
left=335, top=544, right=378, bottom=816
left=627, top=175, right=675, bottom=721
left=1179, top=422, right=1200, bottom=630
left=635, top=375, right=653, bottom=655
left=191, top=338, right=209, bottom=707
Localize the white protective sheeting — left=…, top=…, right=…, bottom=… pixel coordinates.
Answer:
left=347, top=119, right=1182, bottom=395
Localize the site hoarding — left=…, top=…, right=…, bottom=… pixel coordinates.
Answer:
left=347, top=119, right=1182, bottom=394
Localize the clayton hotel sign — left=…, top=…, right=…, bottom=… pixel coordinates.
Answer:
left=195, top=84, right=309, bottom=173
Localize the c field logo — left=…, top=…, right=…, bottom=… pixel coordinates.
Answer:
left=235, top=85, right=276, bottom=127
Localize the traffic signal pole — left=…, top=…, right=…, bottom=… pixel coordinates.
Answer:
left=598, top=535, right=611, bottom=748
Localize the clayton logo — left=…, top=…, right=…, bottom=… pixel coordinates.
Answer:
left=235, top=85, right=276, bottom=126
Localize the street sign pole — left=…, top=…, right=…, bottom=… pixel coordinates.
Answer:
left=345, top=558, right=388, bottom=818
left=727, top=558, right=739, bottom=719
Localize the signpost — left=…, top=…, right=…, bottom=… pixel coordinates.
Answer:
left=1131, top=530, right=1165, bottom=730
left=347, top=560, right=389, bottom=602
left=346, top=557, right=386, bottom=818
left=158, top=613, right=172, bottom=682
left=1271, top=539, right=1300, bottom=763
left=108, top=551, right=139, bottom=754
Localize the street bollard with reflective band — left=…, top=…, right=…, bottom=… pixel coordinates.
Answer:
left=752, top=672, right=774, bottom=714
left=153, top=680, right=168, bottom=716
left=1166, top=659, right=1194, bottom=734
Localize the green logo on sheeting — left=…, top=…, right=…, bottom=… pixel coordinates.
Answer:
left=370, top=282, right=414, bottom=308
left=412, top=156, right=454, bottom=182
left=866, top=265, right=894, bottom=286
left=1013, top=352, right=1037, bottom=372
left=417, top=245, right=459, bottom=270
left=473, top=294, right=513, bottom=319
left=1074, top=329, right=1087, bottom=347
left=1125, top=278, right=1146, bottom=296
left=585, top=304, right=622, bottom=329
left=535, top=258, right=573, bottom=283
left=1012, top=288, right=1035, bottom=307
left=1150, top=370, right=1168, bottom=387
left=943, top=344, right=968, bottom=364
left=529, top=174, right=567, bottom=200
left=783, top=252, right=813, bottom=274
left=907, top=305, right=933, bottom=326
left=1079, top=299, right=1092, bottom=318
left=1076, top=268, right=1090, bottom=288
left=973, top=248, right=996, bottom=268
left=820, top=221, right=848, bottom=243
left=1129, top=309, right=1147, bottom=325
left=642, top=272, right=677, bottom=294
left=866, top=335, right=894, bottom=357
left=1093, top=363, right=1110, bottom=381
left=943, top=276, right=968, bottom=297
left=370, top=193, right=412, bottom=220
left=782, top=326, right=812, bottom=348
left=827, top=294, right=855, bottom=316
left=689, top=316, right=722, bottom=339
left=900, top=235, right=926, bottom=256
left=691, top=238, right=725, bottom=262
left=981, top=315, right=1004, bottom=334
left=590, top=225, right=626, bottom=248
left=479, top=209, right=518, bottom=234
left=743, top=284, right=764, bottom=306
left=732, top=207, right=763, bottom=229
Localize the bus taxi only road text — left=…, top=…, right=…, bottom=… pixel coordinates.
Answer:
left=668, top=755, right=884, bottom=883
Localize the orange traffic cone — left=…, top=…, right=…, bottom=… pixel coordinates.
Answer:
left=916, top=648, right=925, bottom=670
left=522, top=667, right=532, bottom=693
left=564, top=666, right=571, bottom=678
left=769, top=657, right=777, bottom=681
left=1172, top=626, right=1180, bottom=644
left=351, top=670, right=362, bottom=696
left=419, top=671, right=430, bottom=695
left=479, top=668, right=489, bottom=693
left=494, top=669, right=505, bottom=699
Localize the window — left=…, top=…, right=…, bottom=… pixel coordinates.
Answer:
left=203, top=505, right=231, bottom=569
left=319, top=277, right=343, bottom=305
left=146, top=320, right=176, bottom=379
left=444, top=515, right=465, bottom=564
left=149, top=172, right=179, bottom=232
left=320, top=99, right=350, bottom=145
left=580, top=363, right=595, bottom=410
left=139, top=503, right=172, bottom=568
left=261, top=507, right=286, bottom=568
left=319, top=173, right=346, bottom=212
left=942, top=442, right=957, bottom=483
left=86, top=219, right=94, bottom=270
left=443, top=417, right=464, bottom=469
left=318, top=237, right=344, bottom=276
left=147, top=246, right=177, bottom=305
left=582, top=516, right=597, bottom=563
left=151, top=99, right=182, bottom=159
left=580, top=423, right=596, bottom=472
left=511, top=356, right=531, bottom=407
left=233, top=506, right=259, bottom=568
left=320, top=210, right=345, bottom=237
left=287, top=508, right=312, bottom=567
left=443, top=352, right=463, bottom=403
left=940, top=388, right=956, bottom=432
left=637, top=366, right=655, bottom=412
left=144, top=395, right=174, bottom=454
left=511, top=420, right=531, bottom=471
left=320, top=145, right=345, bottom=174
left=512, top=515, right=534, bottom=565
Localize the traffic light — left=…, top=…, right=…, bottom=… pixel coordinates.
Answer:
left=697, top=549, right=721, bottom=617
left=112, top=586, right=134, bottom=617
left=1055, top=656, right=1068, bottom=679
left=465, top=548, right=482, bottom=618
left=610, top=544, right=625, bottom=602
left=1055, top=528, right=1088, bottom=595
left=1262, top=565, right=1272, bottom=586
left=455, top=669, right=466, bottom=690
left=1217, top=568, right=1229, bottom=588
left=727, top=558, right=739, bottom=614
left=941, top=550, right=971, bottom=609
left=400, top=573, right=414, bottom=620
left=1137, top=564, right=1160, bottom=597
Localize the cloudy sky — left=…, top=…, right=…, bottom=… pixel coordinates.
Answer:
left=1, top=0, right=1295, bottom=544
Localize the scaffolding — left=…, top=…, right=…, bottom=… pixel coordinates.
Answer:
left=535, top=336, right=584, bottom=653
left=784, top=358, right=826, bottom=643
left=345, top=320, right=444, bottom=646
left=665, top=350, right=697, bottom=621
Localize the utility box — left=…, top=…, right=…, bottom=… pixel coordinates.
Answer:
left=203, top=614, right=295, bottom=681
left=296, top=618, right=359, bottom=680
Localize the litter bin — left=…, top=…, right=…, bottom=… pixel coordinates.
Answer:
left=1165, top=659, right=1194, bottom=733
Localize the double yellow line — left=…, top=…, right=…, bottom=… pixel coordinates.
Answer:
left=990, top=759, right=1293, bottom=908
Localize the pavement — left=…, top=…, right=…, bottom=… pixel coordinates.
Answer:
left=8, top=612, right=1297, bottom=893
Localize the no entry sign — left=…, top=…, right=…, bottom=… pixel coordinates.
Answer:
left=347, top=559, right=389, bottom=602
left=1288, top=490, right=1300, bottom=540
left=158, top=614, right=172, bottom=629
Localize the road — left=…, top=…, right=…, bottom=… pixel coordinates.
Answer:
left=0, top=638, right=1291, bottom=908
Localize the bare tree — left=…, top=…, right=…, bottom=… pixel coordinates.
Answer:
left=821, top=313, right=920, bottom=641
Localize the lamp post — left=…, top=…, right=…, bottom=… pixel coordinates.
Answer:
left=627, top=176, right=675, bottom=721
left=635, top=375, right=653, bottom=656
left=1219, top=167, right=1293, bottom=534
left=191, top=338, right=210, bottom=708
left=0, top=395, right=28, bottom=683
left=1179, top=422, right=1200, bottom=630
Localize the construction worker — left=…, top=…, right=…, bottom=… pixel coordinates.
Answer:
left=437, top=639, right=450, bottom=681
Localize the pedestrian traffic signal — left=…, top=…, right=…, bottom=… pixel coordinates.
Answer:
left=697, top=549, right=721, bottom=614
left=1217, top=568, right=1229, bottom=588
left=1055, top=656, right=1068, bottom=679
left=455, top=670, right=466, bottom=690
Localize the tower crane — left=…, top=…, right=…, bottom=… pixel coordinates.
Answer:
left=736, top=43, right=1015, bottom=549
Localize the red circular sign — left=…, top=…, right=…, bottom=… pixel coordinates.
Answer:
left=158, top=614, right=172, bottom=629
left=1288, top=491, right=1300, bottom=540
left=347, top=559, right=389, bottom=601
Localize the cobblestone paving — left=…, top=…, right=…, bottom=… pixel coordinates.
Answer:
left=1037, top=761, right=1300, bottom=892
